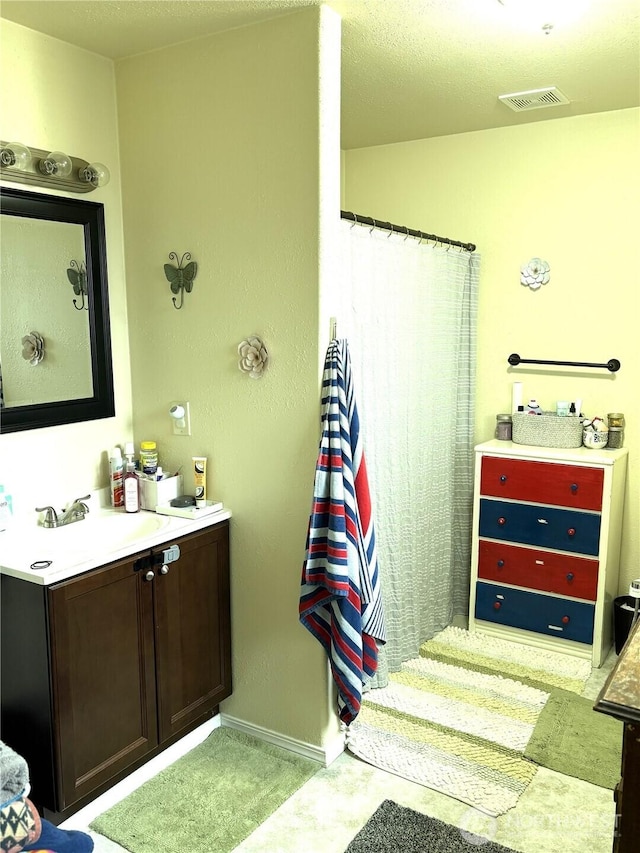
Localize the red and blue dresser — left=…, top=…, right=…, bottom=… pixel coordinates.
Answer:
left=469, top=439, right=629, bottom=666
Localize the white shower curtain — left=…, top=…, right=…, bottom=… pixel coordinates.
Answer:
left=338, top=220, right=480, bottom=684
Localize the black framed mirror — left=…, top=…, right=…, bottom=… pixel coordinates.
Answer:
left=0, top=186, right=114, bottom=432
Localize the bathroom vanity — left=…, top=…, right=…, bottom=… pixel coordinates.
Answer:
left=469, top=440, right=628, bottom=667
left=0, top=510, right=232, bottom=823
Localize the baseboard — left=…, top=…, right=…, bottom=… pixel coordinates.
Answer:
left=220, top=713, right=345, bottom=767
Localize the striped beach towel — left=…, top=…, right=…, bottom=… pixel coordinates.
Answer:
left=299, top=339, right=385, bottom=724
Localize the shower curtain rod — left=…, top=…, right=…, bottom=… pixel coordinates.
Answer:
left=341, top=210, right=476, bottom=252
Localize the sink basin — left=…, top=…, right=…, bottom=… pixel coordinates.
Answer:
left=0, top=511, right=172, bottom=573
left=40, top=511, right=171, bottom=550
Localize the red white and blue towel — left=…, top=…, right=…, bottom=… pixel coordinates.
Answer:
left=299, top=338, right=385, bottom=725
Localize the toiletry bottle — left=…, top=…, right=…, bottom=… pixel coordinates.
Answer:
left=495, top=414, right=512, bottom=440
left=109, top=446, right=124, bottom=507
left=140, top=441, right=158, bottom=479
left=124, top=461, right=140, bottom=513
left=0, top=485, right=13, bottom=532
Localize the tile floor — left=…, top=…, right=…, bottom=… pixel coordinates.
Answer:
left=63, top=653, right=618, bottom=853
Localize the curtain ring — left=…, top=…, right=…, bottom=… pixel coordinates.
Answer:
left=403, top=226, right=410, bottom=241
left=350, top=213, right=358, bottom=228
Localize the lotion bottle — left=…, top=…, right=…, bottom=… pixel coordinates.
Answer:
left=124, top=461, right=140, bottom=513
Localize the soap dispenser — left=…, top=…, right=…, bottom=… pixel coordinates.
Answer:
left=124, top=461, right=140, bottom=513
left=0, top=486, right=13, bottom=531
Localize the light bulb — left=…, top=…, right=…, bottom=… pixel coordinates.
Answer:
left=81, top=161, right=110, bottom=187
left=0, top=142, right=31, bottom=171
left=40, top=150, right=73, bottom=177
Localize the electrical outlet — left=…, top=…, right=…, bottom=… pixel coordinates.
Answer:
left=170, top=401, right=191, bottom=436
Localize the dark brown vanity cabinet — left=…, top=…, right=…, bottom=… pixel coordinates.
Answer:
left=0, top=520, right=231, bottom=822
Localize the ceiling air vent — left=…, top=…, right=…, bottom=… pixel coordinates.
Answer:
left=498, top=87, right=570, bottom=112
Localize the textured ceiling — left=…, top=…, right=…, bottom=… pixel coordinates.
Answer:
left=1, top=0, right=639, bottom=149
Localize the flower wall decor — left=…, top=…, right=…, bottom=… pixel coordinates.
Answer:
left=520, top=258, right=550, bottom=290
left=22, top=331, right=45, bottom=365
left=238, top=335, right=269, bottom=379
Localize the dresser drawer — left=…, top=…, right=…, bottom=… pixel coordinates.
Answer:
left=479, top=499, right=601, bottom=556
left=478, top=540, right=599, bottom=600
left=475, top=582, right=595, bottom=644
left=480, top=456, right=604, bottom=511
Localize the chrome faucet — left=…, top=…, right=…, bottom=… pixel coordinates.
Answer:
left=36, top=494, right=91, bottom=528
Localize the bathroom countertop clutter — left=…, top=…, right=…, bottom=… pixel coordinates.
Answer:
left=504, top=383, right=627, bottom=451
left=0, top=493, right=231, bottom=586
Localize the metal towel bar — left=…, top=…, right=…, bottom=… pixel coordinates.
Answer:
left=507, top=353, right=621, bottom=372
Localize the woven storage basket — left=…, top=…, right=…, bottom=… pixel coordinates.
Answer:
left=512, top=412, right=583, bottom=448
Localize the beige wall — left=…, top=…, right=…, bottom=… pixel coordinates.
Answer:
left=343, top=108, right=640, bottom=592
left=115, top=7, right=341, bottom=748
left=0, top=10, right=341, bottom=751
left=0, top=19, right=133, bottom=514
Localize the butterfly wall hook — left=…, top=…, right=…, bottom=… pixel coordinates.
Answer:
left=164, top=251, right=198, bottom=309
left=66, top=259, right=88, bottom=310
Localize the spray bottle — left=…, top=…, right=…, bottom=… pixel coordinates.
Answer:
left=109, top=446, right=124, bottom=507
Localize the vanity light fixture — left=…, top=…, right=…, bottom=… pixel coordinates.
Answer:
left=0, top=140, right=110, bottom=193
left=164, top=252, right=197, bottom=310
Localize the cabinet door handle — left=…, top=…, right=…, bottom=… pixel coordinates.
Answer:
left=497, top=517, right=506, bottom=526
left=493, top=601, right=502, bottom=610
left=145, top=570, right=155, bottom=581
left=497, top=559, right=505, bottom=568
left=566, top=572, right=574, bottom=582
left=567, top=528, right=576, bottom=537
left=500, top=475, right=507, bottom=483
left=160, top=565, right=170, bottom=575
left=570, top=483, right=578, bottom=493
left=562, top=615, right=570, bottom=624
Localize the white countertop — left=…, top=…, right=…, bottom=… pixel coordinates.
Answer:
left=475, top=439, right=628, bottom=466
left=0, top=506, right=232, bottom=586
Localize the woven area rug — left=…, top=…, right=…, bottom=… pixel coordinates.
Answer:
left=524, top=688, right=622, bottom=789
left=344, top=799, right=519, bottom=853
left=346, top=627, right=592, bottom=816
left=90, top=727, right=320, bottom=853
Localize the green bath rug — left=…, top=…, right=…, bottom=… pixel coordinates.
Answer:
left=90, top=726, right=321, bottom=853
left=524, top=688, right=622, bottom=789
